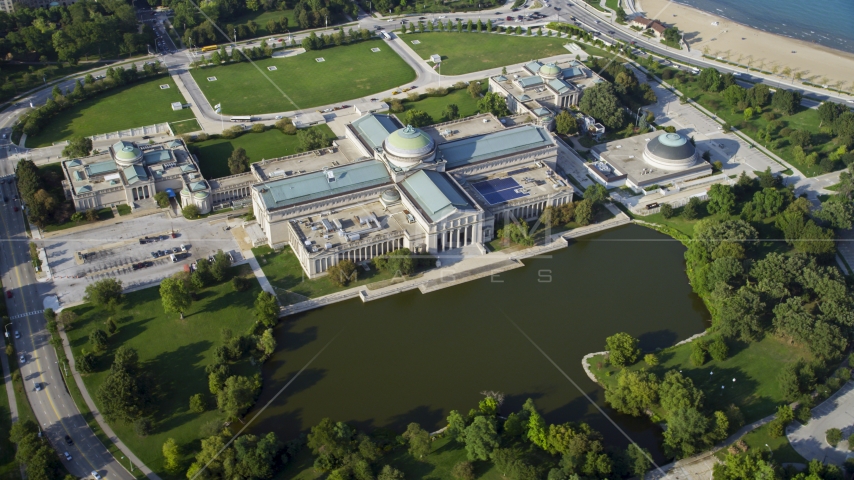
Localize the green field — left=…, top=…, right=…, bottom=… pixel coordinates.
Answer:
left=403, top=33, right=572, bottom=75
left=393, top=88, right=481, bottom=125
left=66, top=266, right=262, bottom=474
left=42, top=207, right=113, bottom=233
left=588, top=334, right=811, bottom=424
left=190, top=41, right=416, bottom=114
left=723, top=421, right=806, bottom=464
left=253, top=245, right=406, bottom=300
left=226, top=10, right=299, bottom=37
left=189, top=124, right=334, bottom=179
left=27, top=75, right=195, bottom=148
left=169, top=118, right=202, bottom=135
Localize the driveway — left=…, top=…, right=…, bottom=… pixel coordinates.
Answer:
left=787, top=381, right=854, bottom=466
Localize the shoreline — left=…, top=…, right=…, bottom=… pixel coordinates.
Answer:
left=635, top=0, right=854, bottom=86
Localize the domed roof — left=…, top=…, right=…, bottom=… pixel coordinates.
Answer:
left=384, top=125, right=435, bottom=158
left=194, top=191, right=209, bottom=199
left=642, top=132, right=698, bottom=171
left=113, top=141, right=142, bottom=163
left=180, top=188, right=191, bottom=197
left=646, top=133, right=695, bottom=160
left=381, top=189, right=401, bottom=203
left=539, top=63, right=561, bottom=78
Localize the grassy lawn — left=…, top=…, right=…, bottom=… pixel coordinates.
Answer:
left=403, top=33, right=573, bottom=75
left=226, top=10, right=299, bottom=37
left=65, top=266, right=262, bottom=475
left=253, top=246, right=407, bottom=300
left=170, top=119, right=202, bottom=135
left=487, top=206, right=615, bottom=252
left=190, top=41, right=415, bottom=115
left=27, top=75, right=195, bottom=148
left=588, top=334, right=811, bottom=424
left=189, top=124, right=334, bottom=179
left=116, top=204, right=132, bottom=216
left=652, top=66, right=833, bottom=177
left=0, top=63, right=96, bottom=102
left=42, top=207, right=113, bottom=233
left=719, top=422, right=806, bottom=464
left=393, top=88, right=481, bottom=126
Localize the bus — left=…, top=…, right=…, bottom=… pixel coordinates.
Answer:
left=231, top=116, right=253, bottom=122
left=201, top=45, right=218, bottom=52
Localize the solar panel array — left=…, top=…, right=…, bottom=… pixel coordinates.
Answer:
left=472, top=178, right=529, bottom=206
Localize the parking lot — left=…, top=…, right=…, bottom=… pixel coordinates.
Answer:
left=43, top=212, right=244, bottom=305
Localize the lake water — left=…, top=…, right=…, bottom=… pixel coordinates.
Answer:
left=671, top=0, right=854, bottom=53
left=249, top=224, right=710, bottom=456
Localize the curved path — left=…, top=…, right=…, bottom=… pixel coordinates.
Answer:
left=787, top=381, right=854, bottom=466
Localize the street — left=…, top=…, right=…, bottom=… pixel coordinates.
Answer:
left=0, top=180, right=135, bottom=480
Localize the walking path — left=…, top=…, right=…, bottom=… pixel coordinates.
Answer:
left=57, top=328, right=162, bottom=480
left=787, top=381, right=854, bottom=466
left=244, top=249, right=274, bottom=294
left=0, top=333, right=20, bottom=424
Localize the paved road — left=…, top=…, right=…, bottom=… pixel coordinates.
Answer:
left=787, top=381, right=854, bottom=466
left=0, top=180, right=135, bottom=480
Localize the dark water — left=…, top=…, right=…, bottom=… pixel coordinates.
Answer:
left=249, top=225, right=710, bottom=457
left=670, top=0, right=854, bottom=54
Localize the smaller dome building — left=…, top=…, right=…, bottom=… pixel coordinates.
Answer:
left=382, top=125, right=437, bottom=170
left=538, top=63, right=562, bottom=80
left=642, top=132, right=699, bottom=171
left=111, top=141, right=143, bottom=167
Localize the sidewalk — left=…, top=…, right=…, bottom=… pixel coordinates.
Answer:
left=244, top=249, right=274, bottom=294
left=57, top=328, right=161, bottom=480
left=787, top=381, right=854, bottom=466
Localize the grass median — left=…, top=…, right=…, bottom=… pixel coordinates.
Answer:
left=403, top=32, right=572, bottom=75
left=65, top=265, right=262, bottom=474
left=190, top=40, right=416, bottom=115
left=27, top=75, right=195, bottom=148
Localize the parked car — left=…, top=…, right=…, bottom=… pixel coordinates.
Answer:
left=18, top=354, right=25, bottom=364
left=14, top=331, right=20, bottom=339
left=91, top=471, right=101, bottom=480
left=64, top=436, right=73, bottom=445
left=6, top=290, right=12, bottom=298
left=64, top=452, right=72, bottom=461
left=34, top=382, right=41, bottom=391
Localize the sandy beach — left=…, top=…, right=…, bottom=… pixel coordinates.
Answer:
left=636, top=0, right=854, bottom=91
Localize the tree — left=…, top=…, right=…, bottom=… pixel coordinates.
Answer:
left=228, top=147, right=250, bottom=174
left=771, top=88, right=802, bottom=115
left=402, top=423, right=431, bottom=459
left=217, top=375, right=260, bottom=421
left=160, top=277, right=192, bottom=319
left=698, top=68, right=722, bottom=92
left=826, top=428, right=843, bottom=447
left=707, top=184, right=736, bottom=215
left=446, top=410, right=467, bottom=443
left=574, top=199, right=594, bottom=226
left=815, top=199, right=854, bottom=230
left=84, top=279, right=123, bottom=310
left=62, top=136, right=92, bottom=158
left=297, top=128, right=330, bottom=152
left=660, top=203, right=674, bottom=218
left=477, top=92, right=510, bottom=117
left=627, top=444, right=651, bottom=479
left=663, top=407, right=710, bottom=458
left=605, top=332, right=640, bottom=367
left=257, top=328, right=277, bottom=357
left=789, top=129, right=811, bottom=149
left=326, top=259, right=357, bottom=287
left=578, top=83, right=625, bottom=129
left=97, top=367, right=145, bottom=423
left=708, top=337, right=729, bottom=361
left=659, top=370, right=703, bottom=412
left=377, top=465, right=405, bottom=480
left=404, top=109, right=432, bottom=127
left=162, top=438, right=181, bottom=472
left=583, top=184, right=608, bottom=205
left=451, top=461, right=475, bottom=480
left=182, top=204, right=200, bottom=219
left=467, top=81, right=482, bottom=98
left=555, top=110, right=578, bottom=136
left=604, top=368, right=659, bottom=416
left=463, top=416, right=499, bottom=461
left=89, top=329, right=108, bottom=352
left=189, top=394, right=206, bottom=413
left=211, top=250, right=232, bottom=282
left=254, top=291, right=279, bottom=327
left=442, top=104, right=460, bottom=121
left=154, top=191, right=170, bottom=208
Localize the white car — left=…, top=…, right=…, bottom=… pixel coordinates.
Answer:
left=732, top=72, right=741, bottom=77
left=64, top=452, right=72, bottom=461
left=91, top=471, right=101, bottom=480
left=18, top=354, right=25, bottom=364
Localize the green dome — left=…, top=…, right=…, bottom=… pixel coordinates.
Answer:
left=180, top=188, right=191, bottom=197
left=539, top=63, right=561, bottom=78
left=384, top=125, right=435, bottom=158
left=194, top=191, right=209, bottom=199
left=112, top=141, right=142, bottom=163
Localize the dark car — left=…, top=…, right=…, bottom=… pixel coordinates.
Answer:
left=13, top=206, right=17, bottom=212
left=132, top=264, right=139, bottom=270
left=418, top=16, right=426, bottom=19
left=173, top=247, right=180, bottom=253
left=64, top=436, right=73, bottom=445
left=142, top=135, right=151, bottom=139
left=3, top=197, right=7, bottom=202
left=6, top=290, right=12, bottom=299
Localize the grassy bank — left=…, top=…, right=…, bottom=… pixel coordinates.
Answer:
left=392, top=87, right=481, bottom=126
left=65, top=266, right=262, bottom=474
